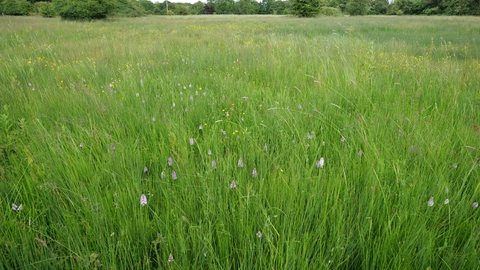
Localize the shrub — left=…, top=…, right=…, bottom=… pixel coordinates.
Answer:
left=423, top=7, right=440, bottom=15
left=35, top=1, right=56, bottom=17
left=53, top=0, right=117, bottom=20
left=2, top=0, right=32, bottom=15
left=319, top=6, right=342, bottom=16
left=115, top=0, right=145, bottom=17
left=290, top=0, right=320, bottom=17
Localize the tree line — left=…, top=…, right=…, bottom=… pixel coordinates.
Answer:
left=1, top=0, right=478, bottom=19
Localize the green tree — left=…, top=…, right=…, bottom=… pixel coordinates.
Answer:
left=270, top=0, right=290, bottom=14
left=290, top=0, right=320, bottom=17
left=369, top=0, right=388, bottom=14
left=115, top=0, right=145, bottom=17
left=234, top=0, right=258, bottom=14
left=138, top=0, right=155, bottom=14
left=2, top=0, right=32, bottom=15
left=258, top=0, right=273, bottom=13
left=215, top=0, right=234, bottom=13
left=174, top=4, right=189, bottom=14
left=35, top=1, right=56, bottom=16
left=53, top=0, right=117, bottom=20
left=345, top=0, right=369, bottom=15
left=190, top=1, right=205, bottom=14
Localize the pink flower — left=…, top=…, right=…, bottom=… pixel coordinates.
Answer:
left=140, top=194, right=147, bottom=206
left=172, top=170, right=177, bottom=180
left=189, top=138, right=194, bottom=145
left=230, top=180, right=236, bottom=189
left=237, top=158, right=244, bottom=168
left=252, top=168, right=257, bottom=177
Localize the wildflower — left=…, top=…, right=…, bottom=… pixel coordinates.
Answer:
left=298, top=104, right=302, bottom=109
left=79, top=143, right=84, bottom=148
left=444, top=199, right=450, bottom=204
left=341, top=136, right=346, bottom=143
left=306, top=133, right=312, bottom=140
left=136, top=93, right=139, bottom=97
left=256, top=231, right=262, bottom=238
left=111, top=143, right=116, bottom=150
left=473, top=202, right=479, bottom=209
left=264, top=143, right=268, bottom=151
left=208, top=149, right=212, bottom=155
left=452, top=163, right=458, bottom=169
left=212, top=160, right=217, bottom=169
left=161, top=171, right=166, bottom=178
left=358, top=150, right=363, bottom=157
left=428, top=197, right=434, bottom=207
left=316, top=158, right=325, bottom=168
left=167, top=253, right=174, bottom=265
left=221, top=130, right=226, bottom=136
left=144, top=166, right=148, bottom=173
left=199, top=124, right=203, bottom=130
left=172, top=170, right=177, bottom=180
left=190, top=95, right=193, bottom=101
left=445, top=187, right=449, bottom=194
left=252, top=168, right=257, bottom=177
left=142, top=99, right=145, bottom=104
left=238, top=158, right=244, bottom=168
left=230, top=180, right=236, bottom=189
left=292, top=140, right=295, bottom=144
left=189, top=138, right=194, bottom=145
left=152, top=117, right=156, bottom=122
left=168, top=157, right=172, bottom=166
left=12, top=203, right=23, bottom=211
left=140, top=194, right=147, bottom=206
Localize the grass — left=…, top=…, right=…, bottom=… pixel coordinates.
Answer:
left=1, top=15, right=479, bottom=269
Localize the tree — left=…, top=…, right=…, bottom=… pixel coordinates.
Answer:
left=290, top=0, right=320, bottom=17
left=345, top=0, right=369, bottom=15
left=270, top=0, right=290, bottom=14
left=369, top=0, right=388, bottom=14
left=234, top=0, right=258, bottom=14
left=190, top=1, right=205, bottom=14
left=52, top=0, right=117, bottom=20
left=215, top=0, right=234, bottom=14
left=258, top=0, right=274, bottom=14
left=115, top=0, right=145, bottom=17
left=35, top=1, right=56, bottom=17
left=2, top=0, right=32, bottom=15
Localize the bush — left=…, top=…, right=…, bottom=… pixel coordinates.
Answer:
left=53, top=0, right=117, bottom=20
left=423, top=7, right=440, bottom=15
left=319, top=6, right=342, bottom=16
left=35, top=1, right=56, bottom=17
left=115, top=0, right=145, bottom=17
left=1, top=0, right=32, bottom=15
left=290, top=0, right=320, bottom=17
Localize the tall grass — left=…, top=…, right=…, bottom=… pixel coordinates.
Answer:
left=1, top=15, right=479, bottom=269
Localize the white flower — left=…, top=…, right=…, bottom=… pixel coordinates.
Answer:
left=316, top=157, right=325, bottom=168
left=473, top=202, right=479, bottom=209
left=256, top=231, right=262, bottom=238
left=444, top=199, right=450, bottom=204
left=428, top=197, right=434, bottom=207
left=230, top=180, right=236, bottom=189
left=12, top=203, right=23, bottom=211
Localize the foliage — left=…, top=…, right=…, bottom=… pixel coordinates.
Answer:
left=319, top=6, right=343, bottom=15
left=234, top=0, right=258, bottom=14
left=137, top=0, right=154, bottom=15
left=1, top=0, right=32, bottom=15
left=174, top=4, right=189, bottom=15
left=290, top=0, right=320, bottom=17
left=346, top=0, right=369, bottom=15
left=368, top=0, right=388, bottom=14
left=115, top=0, right=145, bottom=17
left=190, top=1, right=205, bottom=14
left=52, top=0, right=117, bottom=20
left=270, top=0, right=290, bottom=14
left=214, top=0, right=234, bottom=14
left=258, top=0, right=273, bottom=14
left=35, top=1, right=56, bottom=17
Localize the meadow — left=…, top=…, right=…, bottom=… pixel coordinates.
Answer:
left=0, top=15, right=479, bottom=269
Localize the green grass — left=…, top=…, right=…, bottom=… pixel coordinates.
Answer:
left=1, top=15, right=479, bottom=269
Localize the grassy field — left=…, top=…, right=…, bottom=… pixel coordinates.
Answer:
left=1, top=15, right=479, bottom=269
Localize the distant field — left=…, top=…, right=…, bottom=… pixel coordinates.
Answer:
left=1, top=15, right=479, bottom=269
